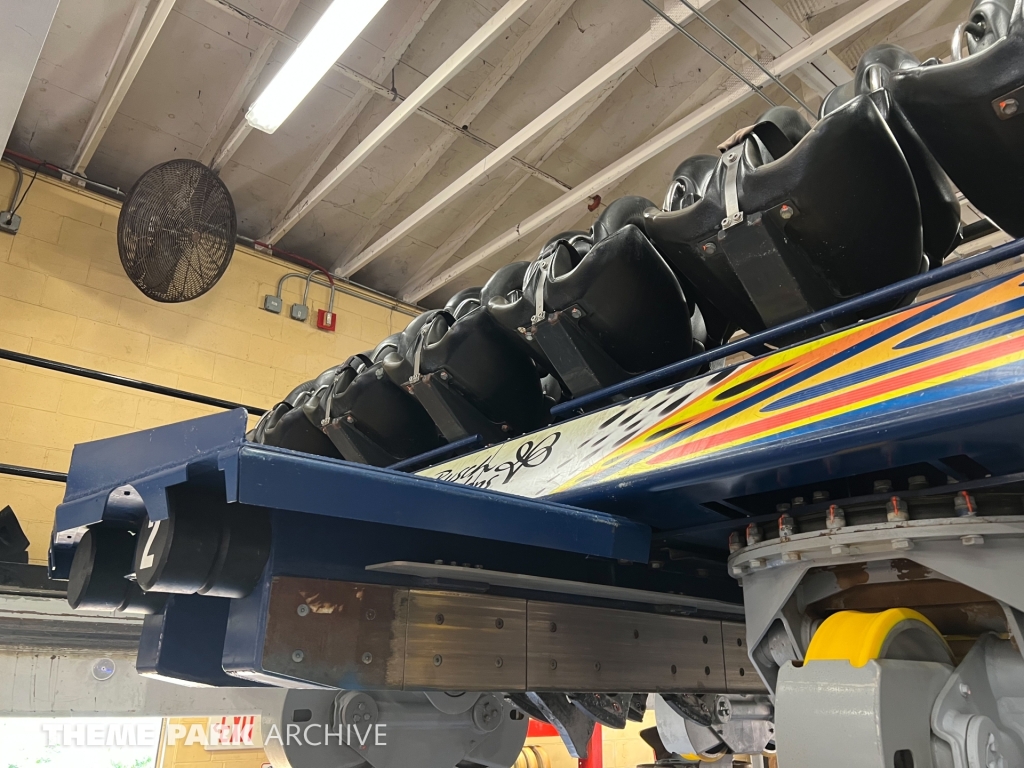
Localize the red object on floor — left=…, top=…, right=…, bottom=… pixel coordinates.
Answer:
left=578, top=723, right=603, bottom=768
left=527, top=719, right=560, bottom=738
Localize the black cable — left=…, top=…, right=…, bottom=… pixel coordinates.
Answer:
left=0, top=463, right=67, bottom=483
left=3, top=158, right=23, bottom=213
left=0, top=347, right=269, bottom=415
left=12, top=162, right=39, bottom=215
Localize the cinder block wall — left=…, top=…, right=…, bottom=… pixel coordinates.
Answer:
left=0, top=165, right=418, bottom=562
left=159, top=718, right=269, bottom=768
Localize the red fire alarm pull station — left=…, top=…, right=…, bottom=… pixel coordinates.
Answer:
left=317, top=309, right=337, bottom=332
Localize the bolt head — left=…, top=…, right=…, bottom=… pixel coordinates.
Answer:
left=435, top=613, right=444, bottom=625
left=433, top=654, right=443, bottom=666
left=959, top=682, right=972, bottom=697
left=702, top=242, right=717, bottom=255
left=728, top=531, right=743, bottom=553
left=826, top=504, right=847, bottom=530
left=886, top=496, right=909, bottom=522
left=345, top=415, right=354, bottom=423
left=495, top=657, right=503, bottom=668
left=571, top=307, right=582, bottom=319
left=778, top=513, right=796, bottom=540
left=361, top=652, right=372, bottom=664
left=962, top=534, right=985, bottom=547
left=954, top=492, right=978, bottom=517
left=297, top=604, right=310, bottom=617
left=746, top=523, right=763, bottom=546
left=891, top=538, right=913, bottom=551
left=549, top=659, right=557, bottom=670
left=594, top=662, right=601, bottom=671
left=366, top=609, right=376, bottom=620
left=439, top=371, right=449, bottom=381
left=779, top=204, right=794, bottom=220
left=1001, top=98, right=1019, bottom=115
left=292, top=650, right=305, bottom=663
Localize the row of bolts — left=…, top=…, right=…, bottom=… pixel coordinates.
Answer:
left=728, top=476, right=980, bottom=553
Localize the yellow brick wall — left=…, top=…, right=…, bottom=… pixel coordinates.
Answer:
left=523, top=711, right=658, bottom=768
left=154, top=716, right=656, bottom=768
left=0, top=165, right=418, bottom=563
left=160, top=718, right=269, bottom=768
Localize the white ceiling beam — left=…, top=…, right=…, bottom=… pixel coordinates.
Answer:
left=76, top=0, right=152, bottom=156
left=0, top=0, right=61, bottom=154
left=404, top=0, right=915, bottom=302
left=886, top=0, right=959, bottom=46
left=890, top=22, right=957, bottom=53
left=336, top=0, right=723, bottom=278
left=504, top=57, right=738, bottom=272
left=197, top=0, right=565, bottom=191
left=736, top=0, right=853, bottom=89
left=262, top=0, right=543, bottom=245
left=398, top=78, right=627, bottom=294
left=266, top=0, right=443, bottom=230
left=197, top=0, right=302, bottom=167
left=331, top=0, right=578, bottom=276
left=402, top=15, right=760, bottom=292
left=71, top=0, right=177, bottom=174
left=724, top=2, right=844, bottom=95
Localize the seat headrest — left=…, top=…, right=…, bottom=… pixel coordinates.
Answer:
left=313, top=364, right=347, bottom=390
left=540, top=230, right=591, bottom=261
left=965, top=0, right=1015, bottom=53
left=592, top=196, right=657, bottom=242
left=395, top=310, right=436, bottom=360
left=757, top=106, right=812, bottom=145
left=444, top=286, right=482, bottom=320
left=854, top=44, right=920, bottom=96
left=820, top=80, right=855, bottom=118
left=481, top=261, right=529, bottom=305
left=282, top=379, right=317, bottom=407
left=664, top=155, right=718, bottom=211
left=372, top=334, right=401, bottom=363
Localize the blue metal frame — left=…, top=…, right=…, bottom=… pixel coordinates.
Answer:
left=47, top=237, right=1024, bottom=688
left=553, top=236, right=1024, bottom=416
left=51, top=409, right=650, bottom=580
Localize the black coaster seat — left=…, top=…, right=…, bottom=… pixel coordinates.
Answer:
left=890, top=0, right=1024, bottom=237
left=822, top=44, right=961, bottom=265
left=486, top=197, right=696, bottom=398
left=643, top=98, right=927, bottom=337
left=249, top=367, right=345, bottom=459
left=382, top=300, right=549, bottom=444
left=307, top=334, right=445, bottom=467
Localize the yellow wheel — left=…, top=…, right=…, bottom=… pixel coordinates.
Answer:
left=679, top=746, right=725, bottom=762
left=806, top=608, right=953, bottom=666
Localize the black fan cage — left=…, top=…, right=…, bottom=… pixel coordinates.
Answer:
left=117, top=158, right=237, bottom=302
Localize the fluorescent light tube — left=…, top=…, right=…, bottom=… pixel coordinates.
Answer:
left=246, top=0, right=389, bottom=134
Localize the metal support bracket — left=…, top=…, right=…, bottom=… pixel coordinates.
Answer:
left=530, top=308, right=630, bottom=397
left=721, top=150, right=744, bottom=230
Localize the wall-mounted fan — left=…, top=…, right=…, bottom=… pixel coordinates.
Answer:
left=117, top=158, right=236, bottom=302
